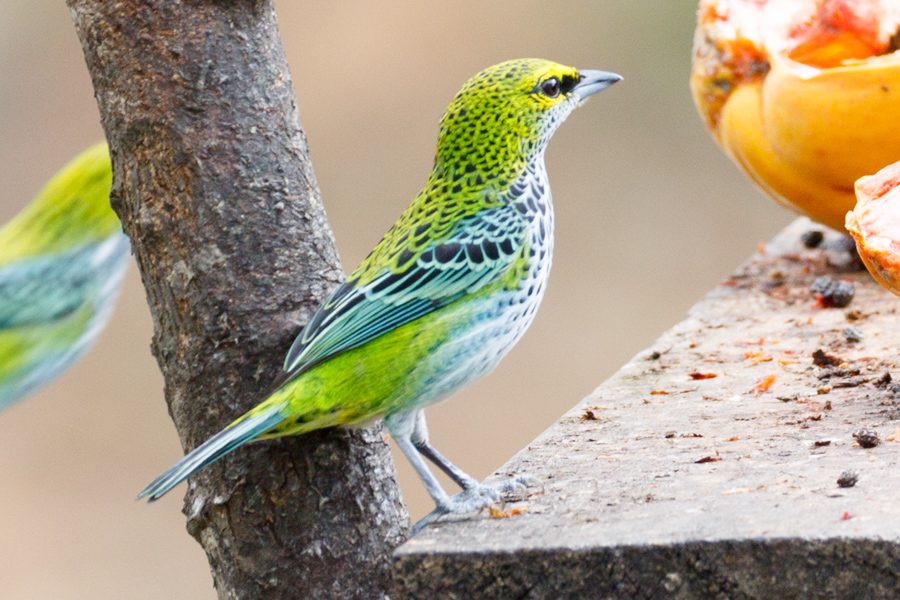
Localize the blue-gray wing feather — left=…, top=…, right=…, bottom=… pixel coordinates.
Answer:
left=282, top=204, right=526, bottom=377
left=0, top=242, right=119, bottom=328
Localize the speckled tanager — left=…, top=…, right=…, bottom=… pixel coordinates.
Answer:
left=0, top=142, right=130, bottom=410
left=139, top=59, right=621, bottom=530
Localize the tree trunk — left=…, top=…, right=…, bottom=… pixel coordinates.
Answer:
left=67, top=1, right=409, bottom=598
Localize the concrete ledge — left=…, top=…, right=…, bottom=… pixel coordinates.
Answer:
left=395, top=218, right=900, bottom=599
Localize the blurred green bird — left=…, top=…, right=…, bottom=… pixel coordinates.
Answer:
left=139, top=59, right=620, bottom=529
left=0, top=142, right=130, bottom=410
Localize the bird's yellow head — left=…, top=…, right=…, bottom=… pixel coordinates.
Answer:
left=434, top=58, right=621, bottom=180
left=0, top=142, right=117, bottom=263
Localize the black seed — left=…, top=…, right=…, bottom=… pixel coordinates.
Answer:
left=837, top=469, right=859, bottom=488
left=811, top=276, right=854, bottom=308
left=812, top=348, right=840, bottom=367
left=802, top=230, right=824, bottom=248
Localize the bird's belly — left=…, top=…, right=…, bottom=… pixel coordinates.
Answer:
left=273, top=282, right=547, bottom=434
left=393, top=285, right=545, bottom=413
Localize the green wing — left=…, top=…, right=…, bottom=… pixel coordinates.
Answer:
left=0, top=243, right=110, bottom=329
left=282, top=202, right=526, bottom=377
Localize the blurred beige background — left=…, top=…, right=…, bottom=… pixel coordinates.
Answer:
left=0, top=1, right=790, bottom=598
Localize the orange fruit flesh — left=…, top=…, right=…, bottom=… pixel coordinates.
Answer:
left=692, top=0, right=900, bottom=230
left=786, top=0, right=890, bottom=68
left=847, top=162, right=900, bottom=295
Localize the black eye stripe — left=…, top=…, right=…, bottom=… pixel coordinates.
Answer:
left=559, top=74, right=579, bottom=95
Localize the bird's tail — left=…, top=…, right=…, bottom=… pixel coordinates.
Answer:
left=137, top=403, right=288, bottom=502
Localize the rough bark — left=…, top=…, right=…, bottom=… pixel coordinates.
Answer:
left=67, top=1, right=409, bottom=598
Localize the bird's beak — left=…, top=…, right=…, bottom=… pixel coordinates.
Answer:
left=572, top=70, right=622, bottom=101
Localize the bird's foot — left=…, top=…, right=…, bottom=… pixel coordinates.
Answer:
left=482, top=474, right=542, bottom=501
left=411, top=474, right=541, bottom=534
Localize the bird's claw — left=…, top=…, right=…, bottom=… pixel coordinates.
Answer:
left=410, top=474, right=542, bottom=534
left=487, top=474, right=542, bottom=500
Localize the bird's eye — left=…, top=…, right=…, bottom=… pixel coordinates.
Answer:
left=541, top=77, right=560, bottom=98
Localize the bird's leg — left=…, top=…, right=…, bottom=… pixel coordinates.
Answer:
left=410, top=410, right=479, bottom=490
left=387, top=411, right=500, bottom=533
left=392, top=433, right=502, bottom=534
left=412, top=409, right=540, bottom=497
left=392, top=433, right=452, bottom=509
left=388, top=411, right=541, bottom=534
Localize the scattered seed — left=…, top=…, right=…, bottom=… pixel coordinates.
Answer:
left=812, top=349, right=841, bottom=367
left=688, top=372, right=718, bottom=380
left=830, top=235, right=857, bottom=254
left=817, top=366, right=861, bottom=380
left=845, top=309, right=862, bottom=322
left=853, top=428, right=880, bottom=448
left=832, top=378, right=867, bottom=389
left=837, top=470, right=859, bottom=488
left=842, top=326, right=863, bottom=343
left=801, top=230, right=824, bottom=248
left=811, top=276, right=854, bottom=308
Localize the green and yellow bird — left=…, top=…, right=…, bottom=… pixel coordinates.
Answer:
left=139, top=59, right=621, bottom=529
left=0, top=142, right=130, bottom=410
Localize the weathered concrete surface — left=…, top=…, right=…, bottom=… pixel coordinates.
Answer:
left=395, top=219, right=900, bottom=599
